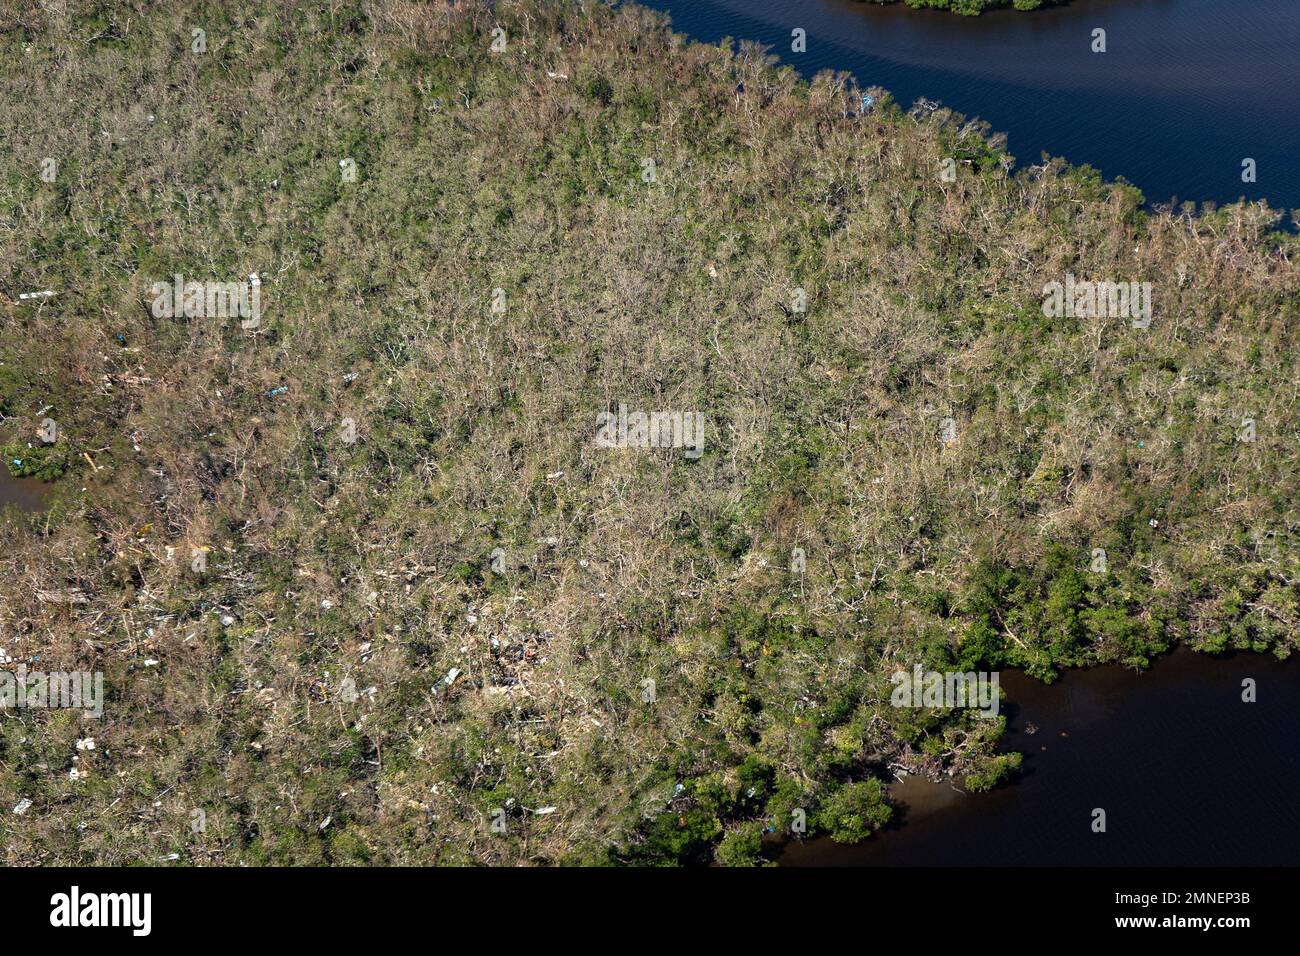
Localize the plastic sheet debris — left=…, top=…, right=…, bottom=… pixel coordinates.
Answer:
left=36, top=589, right=88, bottom=605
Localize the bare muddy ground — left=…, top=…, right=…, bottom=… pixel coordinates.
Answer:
left=0, top=468, right=49, bottom=515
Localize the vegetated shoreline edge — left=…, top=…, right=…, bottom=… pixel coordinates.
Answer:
left=648, top=0, right=1297, bottom=230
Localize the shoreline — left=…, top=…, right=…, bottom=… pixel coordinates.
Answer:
left=641, top=0, right=1298, bottom=228
left=779, top=644, right=1300, bottom=865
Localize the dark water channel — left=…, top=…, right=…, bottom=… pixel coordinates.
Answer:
left=780, top=648, right=1300, bottom=865
left=641, top=0, right=1300, bottom=217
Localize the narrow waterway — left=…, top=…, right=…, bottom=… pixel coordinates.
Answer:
left=640, top=0, right=1300, bottom=217
left=781, top=648, right=1300, bottom=865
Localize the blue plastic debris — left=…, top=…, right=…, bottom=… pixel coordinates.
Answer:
left=268, top=386, right=289, bottom=397
left=860, top=94, right=874, bottom=114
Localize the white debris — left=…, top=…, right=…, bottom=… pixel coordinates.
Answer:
left=533, top=806, right=557, bottom=815
left=445, top=667, right=461, bottom=685
left=12, top=799, right=32, bottom=815
left=76, top=738, right=95, bottom=751
left=18, top=290, right=56, bottom=300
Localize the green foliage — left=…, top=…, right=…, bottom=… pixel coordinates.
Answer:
left=818, top=780, right=893, bottom=843
left=960, top=545, right=1170, bottom=679
left=628, top=807, right=724, bottom=866
left=716, top=821, right=767, bottom=866
left=3, top=441, right=72, bottom=481
left=965, top=751, right=1023, bottom=791
left=885, top=0, right=1058, bottom=14
left=0, top=0, right=1293, bottom=869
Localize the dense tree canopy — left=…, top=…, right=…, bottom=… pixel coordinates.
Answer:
left=1, top=0, right=1296, bottom=865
